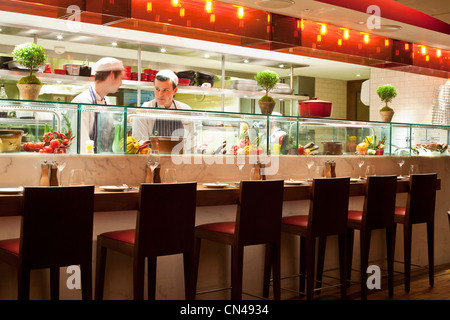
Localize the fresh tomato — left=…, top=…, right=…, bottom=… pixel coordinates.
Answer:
left=35, top=142, right=43, bottom=150
left=62, top=139, right=69, bottom=145
left=298, top=146, right=305, bottom=155
left=43, top=146, right=53, bottom=153
left=50, top=139, right=60, bottom=149
left=43, top=132, right=54, bottom=142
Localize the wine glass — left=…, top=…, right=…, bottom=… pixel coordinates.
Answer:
left=147, top=148, right=160, bottom=183
left=56, top=159, right=66, bottom=186
left=356, top=156, right=365, bottom=179
left=163, top=168, right=177, bottom=183
left=235, top=154, right=245, bottom=179
left=397, top=158, right=405, bottom=178
left=306, top=155, right=315, bottom=181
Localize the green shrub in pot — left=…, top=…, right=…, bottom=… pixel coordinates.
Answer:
left=376, top=84, right=397, bottom=122
left=12, top=43, right=47, bottom=100
left=255, top=70, right=279, bottom=115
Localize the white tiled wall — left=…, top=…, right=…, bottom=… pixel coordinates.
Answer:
left=315, top=78, right=347, bottom=119
left=369, top=68, right=447, bottom=124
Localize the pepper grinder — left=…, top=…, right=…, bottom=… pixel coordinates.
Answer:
left=325, top=160, right=336, bottom=178
left=49, top=161, right=59, bottom=186
left=40, top=160, right=50, bottom=186
left=145, top=162, right=161, bottom=183
left=251, top=161, right=262, bottom=181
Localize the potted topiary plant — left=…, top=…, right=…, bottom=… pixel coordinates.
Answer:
left=255, top=70, right=279, bottom=115
left=376, top=84, right=397, bottom=122
left=12, top=42, right=47, bottom=100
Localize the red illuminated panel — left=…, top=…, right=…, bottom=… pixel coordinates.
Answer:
left=316, top=0, right=450, bottom=35
left=301, top=19, right=392, bottom=61
left=412, top=44, right=450, bottom=72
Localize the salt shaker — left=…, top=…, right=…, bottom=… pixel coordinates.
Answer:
left=40, top=160, right=50, bottom=186
left=325, top=160, right=336, bottom=178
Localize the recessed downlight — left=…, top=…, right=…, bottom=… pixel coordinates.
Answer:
left=112, top=42, right=117, bottom=46
left=57, top=34, right=63, bottom=40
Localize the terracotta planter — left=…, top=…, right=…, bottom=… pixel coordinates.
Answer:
left=17, top=83, right=43, bottom=101
left=380, top=110, right=394, bottom=122
left=258, top=100, right=276, bottom=115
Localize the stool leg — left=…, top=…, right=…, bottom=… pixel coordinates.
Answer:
left=133, top=256, right=145, bottom=300
left=193, top=237, right=202, bottom=298
left=316, top=236, right=327, bottom=295
left=299, top=236, right=306, bottom=298
left=50, top=267, right=60, bottom=300
left=271, top=242, right=281, bottom=300
left=263, top=243, right=271, bottom=299
left=231, top=244, right=244, bottom=300
left=81, top=263, right=93, bottom=300
left=305, top=235, right=315, bottom=300
left=338, top=233, right=347, bottom=300
left=95, top=241, right=107, bottom=300
left=403, top=223, right=412, bottom=293
left=346, top=229, right=354, bottom=288
left=427, top=221, right=434, bottom=288
left=147, top=257, right=157, bottom=300
left=18, top=266, right=30, bottom=300
left=386, top=227, right=394, bottom=298
left=360, top=229, right=371, bottom=300
left=183, top=251, right=195, bottom=300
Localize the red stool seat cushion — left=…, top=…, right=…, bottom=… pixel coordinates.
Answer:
left=196, top=222, right=235, bottom=235
left=348, top=210, right=363, bottom=229
left=282, top=215, right=308, bottom=228
left=0, top=238, right=20, bottom=255
left=395, top=207, right=406, bottom=216
left=101, top=229, right=135, bottom=245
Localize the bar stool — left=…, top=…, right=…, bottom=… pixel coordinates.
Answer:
left=0, top=186, right=95, bottom=300
left=95, top=182, right=197, bottom=300
left=271, top=177, right=350, bottom=300
left=346, top=175, right=397, bottom=300
left=193, top=180, right=284, bottom=300
left=393, top=173, right=438, bottom=293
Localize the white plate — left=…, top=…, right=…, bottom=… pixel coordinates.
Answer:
left=350, top=178, right=363, bottom=182
left=284, top=180, right=306, bottom=185
left=100, top=185, right=128, bottom=192
left=0, top=187, right=24, bottom=194
left=203, top=183, right=229, bottom=188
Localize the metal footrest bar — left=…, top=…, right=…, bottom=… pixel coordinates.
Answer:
left=196, top=286, right=232, bottom=295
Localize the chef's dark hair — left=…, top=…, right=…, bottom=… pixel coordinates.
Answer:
left=95, top=70, right=123, bottom=82
left=156, top=74, right=177, bottom=89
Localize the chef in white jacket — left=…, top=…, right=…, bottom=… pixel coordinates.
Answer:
left=132, top=69, right=194, bottom=149
left=71, top=57, right=124, bottom=153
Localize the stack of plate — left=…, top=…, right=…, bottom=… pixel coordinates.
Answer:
left=272, top=83, right=294, bottom=94
left=229, top=79, right=258, bottom=91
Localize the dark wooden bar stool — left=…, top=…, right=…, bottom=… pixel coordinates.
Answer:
left=271, top=177, right=350, bottom=300
left=393, top=173, right=438, bottom=293
left=346, top=175, right=397, bottom=300
left=193, top=180, right=284, bottom=300
left=95, top=182, right=197, bottom=300
left=0, top=186, right=95, bottom=300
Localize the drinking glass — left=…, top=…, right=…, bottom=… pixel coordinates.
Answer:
left=163, top=168, right=177, bottom=183
left=356, top=156, right=365, bottom=179
left=306, top=155, right=315, bottom=181
left=147, top=148, right=160, bottom=183
left=235, top=154, right=245, bottom=177
left=69, top=169, right=85, bottom=186
left=409, top=164, right=419, bottom=176
left=397, top=158, right=405, bottom=178
left=365, top=164, right=376, bottom=177
left=56, top=159, right=66, bottom=186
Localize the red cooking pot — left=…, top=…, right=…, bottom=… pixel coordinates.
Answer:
left=299, top=97, right=332, bottom=117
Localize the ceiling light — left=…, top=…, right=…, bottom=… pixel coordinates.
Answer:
left=160, top=48, right=167, bottom=53
left=356, top=74, right=361, bottom=77
left=255, top=0, right=295, bottom=9
left=0, top=27, right=2, bottom=32
left=243, top=59, right=249, bottom=63
left=376, top=25, right=402, bottom=32
left=204, top=54, right=210, bottom=58
left=279, top=64, right=284, bottom=68
left=57, top=35, right=63, bottom=40
left=112, top=42, right=117, bottom=46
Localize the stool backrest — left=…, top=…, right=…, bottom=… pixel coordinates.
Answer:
left=136, top=182, right=197, bottom=257
left=407, top=173, right=438, bottom=224
left=362, top=175, right=397, bottom=230
left=20, top=186, right=95, bottom=269
left=308, top=177, right=350, bottom=237
left=235, top=180, right=284, bottom=246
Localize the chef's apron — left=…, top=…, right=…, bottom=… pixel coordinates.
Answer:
left=89, top=86, right=106, bottom=153
left=153, top=101, right=184, bottom=138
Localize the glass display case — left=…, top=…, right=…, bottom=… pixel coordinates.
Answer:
left=1, top=98, right=449, bottom=156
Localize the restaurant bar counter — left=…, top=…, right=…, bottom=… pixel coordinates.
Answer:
left=0, top=153, right=449, bottom=300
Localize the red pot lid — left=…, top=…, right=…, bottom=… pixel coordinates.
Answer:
left=303, top=97, right=332, bottom=103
